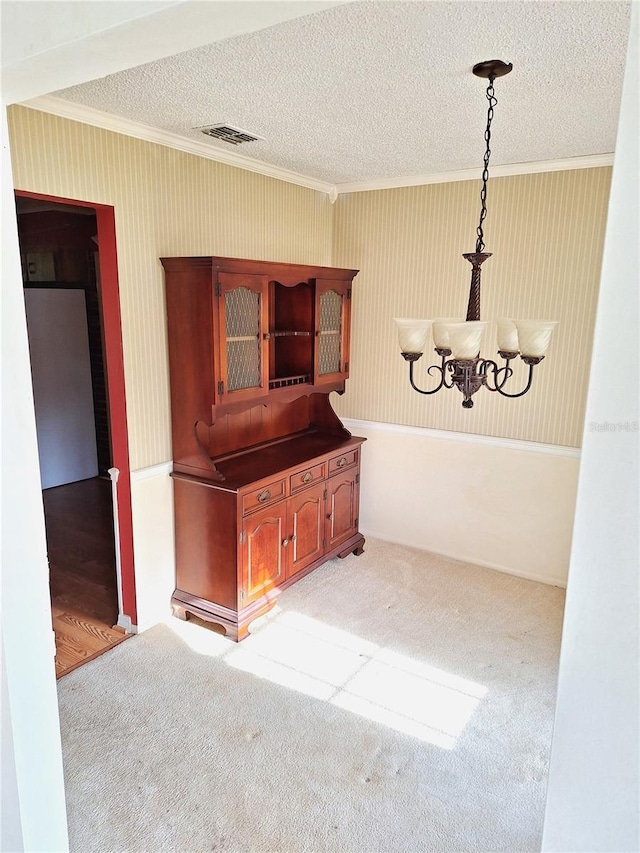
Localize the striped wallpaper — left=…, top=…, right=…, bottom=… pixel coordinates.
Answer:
left=8, top=105, right=611, bottom=457
left=8, top=105, right=333, bottom=469
left=332, top=168, right=612, bottom=447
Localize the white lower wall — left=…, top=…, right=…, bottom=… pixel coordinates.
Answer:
left=130, top=463, right=175, bottom=632
left=343, top=418, right=580, bottom=587
left=128, top=423, right=579, bottom=635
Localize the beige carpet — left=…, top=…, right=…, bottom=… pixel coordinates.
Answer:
left=58, top=538, right=565, bottom=853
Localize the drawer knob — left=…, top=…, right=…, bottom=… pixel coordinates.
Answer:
left=302, top=472, right=313, bottom=484
left=257, top=489, right=271, bottom=503
left=337, top=457, right=347, bottom=468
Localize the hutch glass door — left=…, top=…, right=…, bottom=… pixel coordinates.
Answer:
left=314, top=280, right=351, bottom=384
left=217, top=272, right=268, bottom=402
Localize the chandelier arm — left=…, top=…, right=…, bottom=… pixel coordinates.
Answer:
left=441, top=355, right=456, bottom=388
left=408, top=358, right=447, bottom=395
left=492, top=361, right=537, bottom=398
left=480, top=359, right=514, bottom=391
left=428, top=362, right=450, bottom=385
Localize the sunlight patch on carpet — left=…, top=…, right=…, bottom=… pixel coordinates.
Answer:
left=165, top=609, right=487, bottom=749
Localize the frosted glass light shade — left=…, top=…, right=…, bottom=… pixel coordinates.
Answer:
left=497, top=319, right=519, bottom=352
left=432, top=318, right=462, bottom=349
left=513, top=320, right=558, bottom=357
left=394, top=318, right=431, bottom=354
left=445, top=321, right=488, bottom=359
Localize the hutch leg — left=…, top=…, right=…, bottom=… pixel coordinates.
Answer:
left=337, top=534, right=366, bottom=559
left=225, top=622, right=250, bottom=643
left=171, top=603, right=189, bottom=621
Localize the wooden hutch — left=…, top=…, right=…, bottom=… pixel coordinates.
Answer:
left=161, top=255, right=365, bottom=641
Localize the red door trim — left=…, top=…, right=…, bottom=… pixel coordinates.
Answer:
left=16, top=190, right=138, bottom=624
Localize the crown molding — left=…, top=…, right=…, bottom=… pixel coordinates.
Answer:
left=334, top=153, right=615, bottom=194
left=21, top=95, right=337, bottom=197
left=21, top=95, right=613, bottom=199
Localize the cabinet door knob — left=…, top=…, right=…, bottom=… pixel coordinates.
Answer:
left=302, top=472, right=313, bottom=483
left=282, top=538, right=289, bottom=547
left=326, top=512, right=334, bottom=521
left=337, top=457, right=347, bottom=468
left=257, top=489, right=271, bottom=503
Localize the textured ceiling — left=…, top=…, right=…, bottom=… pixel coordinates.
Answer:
left=53, top=1, right=631, bottom=186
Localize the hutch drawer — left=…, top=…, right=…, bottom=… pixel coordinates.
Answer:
left=289, top=462, right=326, bottom=494
left=241, top=478, right=287, bottom=515
left=328, top=448, right=359, bottom=475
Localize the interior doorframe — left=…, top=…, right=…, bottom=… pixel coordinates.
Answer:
left=16, top=189, right=138, bottom=627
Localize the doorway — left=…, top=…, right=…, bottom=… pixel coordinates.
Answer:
left=16, top=191, right=137, bottom=676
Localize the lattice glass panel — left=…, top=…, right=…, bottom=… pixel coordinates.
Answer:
left=227, top=340, right=261, bottom=390
left=225, top=287, right=261, bottom=391
left=318, top=290, right=343, bottom=375
left=319, top=290, right=342, bottom=332
left=226, top=287, right=260, bottom=337
left=318, top=332, right=341, bottom=375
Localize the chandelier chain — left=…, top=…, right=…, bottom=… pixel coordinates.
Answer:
left=476, top=76, right=498, bottom=254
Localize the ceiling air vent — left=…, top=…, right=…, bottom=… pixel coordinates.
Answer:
left=198, top=124, right=263, bottom=145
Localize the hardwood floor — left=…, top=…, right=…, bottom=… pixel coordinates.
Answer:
left=43, top=477, right=128, bottom=678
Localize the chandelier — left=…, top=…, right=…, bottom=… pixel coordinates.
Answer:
left=394, top=60, right=557, bottom=409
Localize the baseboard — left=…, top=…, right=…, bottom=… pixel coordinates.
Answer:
left=117, top=614, right=138, bottom=633
left=361, top=530, right=568, bottom=589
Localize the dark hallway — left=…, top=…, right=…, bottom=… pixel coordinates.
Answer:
left=44, top=477, right=127, bottom=677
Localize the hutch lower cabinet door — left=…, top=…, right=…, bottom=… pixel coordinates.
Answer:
left=242, top=503, right=287, bottom=605
left=326, top=468, right=360, bottom=551
left=287, top=481, right=325, bottom=579
left=242, top=481, right=325, bottom=598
